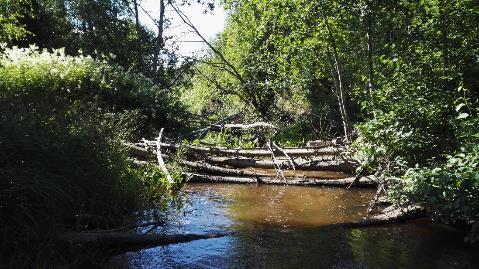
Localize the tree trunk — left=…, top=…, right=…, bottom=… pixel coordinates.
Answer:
left=324, top=18, right=352, bottom=143
left=365, top=0, right=375, bottom=103
left=133, top=0, right=141, bottom=69
left=152, top=0, right=165, bottom=79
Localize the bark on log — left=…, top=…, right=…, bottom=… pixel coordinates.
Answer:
left=125, top=143, right=151, bottom=158
left=136, top=142, right=344, bottom=158
left=186, top=173, right=376, bottom=187
left=306, top=140, right=330, bottom=148
left=204, top=157, right=357, bottom=173
left=182, top=160, right=269, bottom=177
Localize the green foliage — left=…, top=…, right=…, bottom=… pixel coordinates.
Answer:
left=389, top=145, right=479, bottom=242
left=350, top=0, right=479, bottom=239
left=194, top=130, right=258, bottom=149
left=0, top=0, right=30, bottom=42
left=0, top=45, right=188, bottom=136
left=0, top=46, right=179, bottom=267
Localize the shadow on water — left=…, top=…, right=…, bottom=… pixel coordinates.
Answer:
left=124, top=183, right=479, bottom=269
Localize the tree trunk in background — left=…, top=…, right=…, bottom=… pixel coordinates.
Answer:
left=365, top=0, right=375, bottom=106
left=152, top=0, right=165, bottom=80
left=438, top=0, right=449, bottom=68
left=133, top=0, right=141, bottom=69
left=324, top=19, right=352, bottom=143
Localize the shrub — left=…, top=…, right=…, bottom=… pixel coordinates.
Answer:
left=0, top=46, right=176, bottom=267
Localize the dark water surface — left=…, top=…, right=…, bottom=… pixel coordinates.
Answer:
left=126, top=183, right=479, bottom=269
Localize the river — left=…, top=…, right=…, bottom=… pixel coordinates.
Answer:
left=119, top=183, right=478, bottom=269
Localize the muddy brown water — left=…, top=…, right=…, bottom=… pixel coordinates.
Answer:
left=123, top=183, right=479, bottom=269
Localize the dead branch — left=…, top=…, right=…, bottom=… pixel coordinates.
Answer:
left=212, top=122, right=277, bottom=130
left=180, top=113, right=242, bottom=139
left=267, top=141, right=285, bottom=181
left=273, top=142, right=296, bottom=170
left=156, top=128, right=174, bottom=184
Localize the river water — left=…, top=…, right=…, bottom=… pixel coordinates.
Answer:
left=124, top=183, right=479, bottom=269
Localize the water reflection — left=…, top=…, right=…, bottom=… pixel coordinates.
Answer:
left=126, top=183, right=479, bottom=269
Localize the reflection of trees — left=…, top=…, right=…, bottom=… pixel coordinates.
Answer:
left=225, top=227, right=355, bottom=268
left=349, top=226, right=478, bottom=269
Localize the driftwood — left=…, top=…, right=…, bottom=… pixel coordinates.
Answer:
left=60, top=232, right=226, bottom=253
left=186, top=173, right=376, bottom=187
left=273, top=142, right=295, bottom=170
left=342, top=205, right=426, bottom=228
left=156, top=128, right=174, bottom=184
left=212, top=122, right=277, bottom=130
left=204, top=157, right=357, bottom=173
left=267, top=140, right=285, bottom=181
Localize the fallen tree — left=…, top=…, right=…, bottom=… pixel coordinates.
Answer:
left=204, top=156, right=357, bottom=173
left=185, top=173, right=377, bottom=187
left=129, top=142, right=343, bottom=158
left=182, top=160, right=269, bottom=177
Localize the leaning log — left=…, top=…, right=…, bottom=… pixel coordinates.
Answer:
left=204, top=157, right=357, bottom=173
left=186, top=173, right=376, bottom=187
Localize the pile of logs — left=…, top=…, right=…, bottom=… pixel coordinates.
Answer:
left=125, top=133, right=376, bottom=187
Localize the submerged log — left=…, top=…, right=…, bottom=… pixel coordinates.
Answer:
left=60, top=232, right=226, bottom=252
left=342, top=205, right=426, bottom=228
left=186, top=173, right=376, bottom=187
left=204, top=157, right=357, bottom=173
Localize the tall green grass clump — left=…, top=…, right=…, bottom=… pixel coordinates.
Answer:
left=0, top=46, right=178, bottom=267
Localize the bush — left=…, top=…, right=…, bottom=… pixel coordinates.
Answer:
left=389, top=145, right=479, bottom=242
left=0, top=46, right=176, bottom=267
